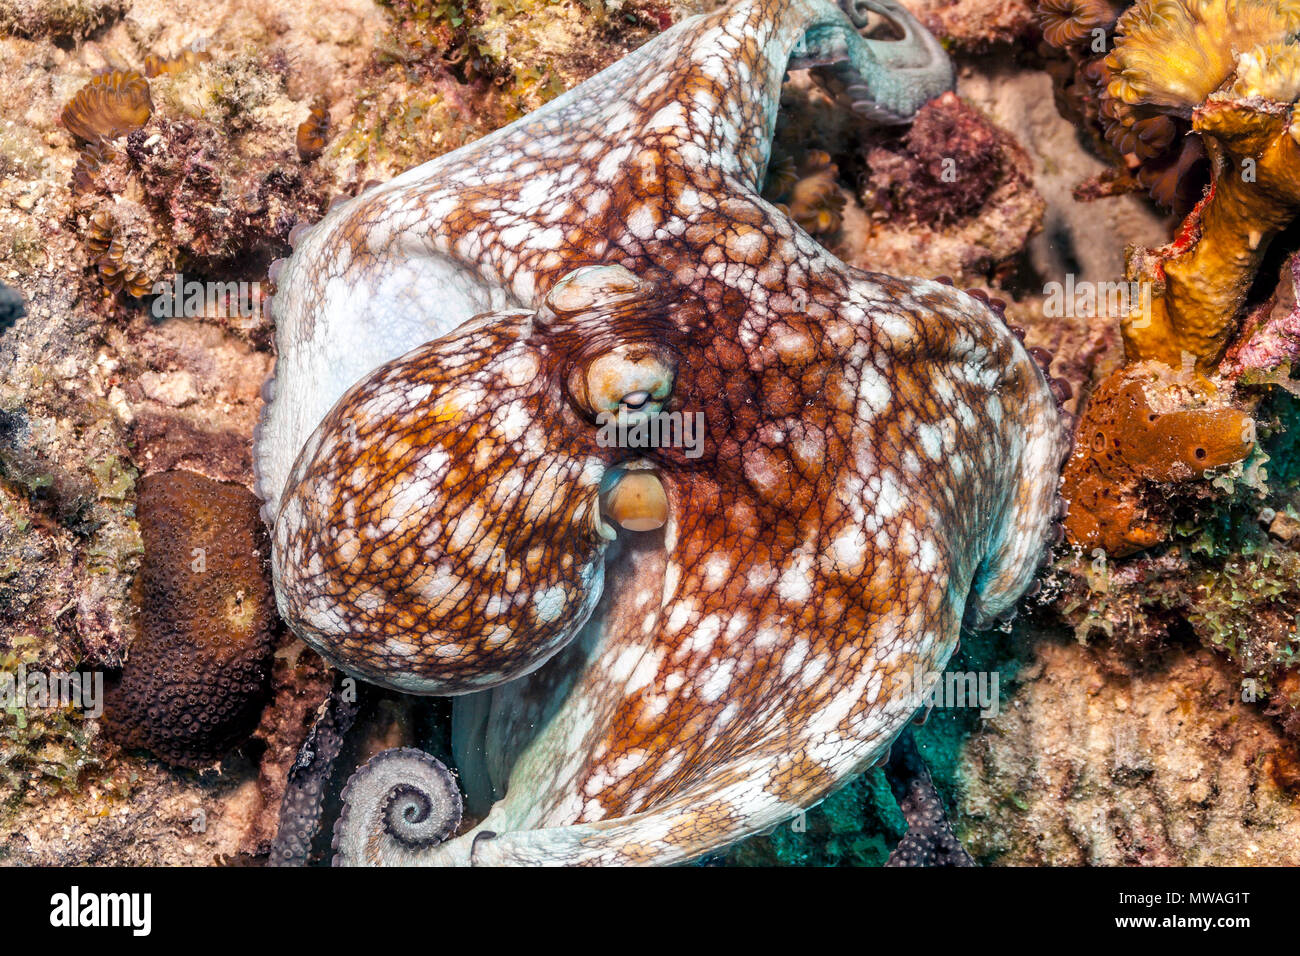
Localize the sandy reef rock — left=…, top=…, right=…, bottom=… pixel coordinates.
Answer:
left=961, top=634, right=1300, bottom=865
left=911, top=0, right=1039, bottom=52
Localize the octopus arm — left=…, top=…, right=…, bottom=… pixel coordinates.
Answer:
left=451, top=757, right=818, bottom=866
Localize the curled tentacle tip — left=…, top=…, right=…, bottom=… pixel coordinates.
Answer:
left=333, top=748, right=463, bottom=867
left=601, top=468, right=669, bottom=532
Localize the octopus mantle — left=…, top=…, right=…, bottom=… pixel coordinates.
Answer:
left=254, top=0, right=1068, bottom=864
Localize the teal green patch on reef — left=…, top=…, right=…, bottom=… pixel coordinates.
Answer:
left=717, top=620, right=1029, bottom=866
left=1166, top=388, right=1300, bottom=685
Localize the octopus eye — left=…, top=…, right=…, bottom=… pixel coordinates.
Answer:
left=568, top=345, right=676, bottom=420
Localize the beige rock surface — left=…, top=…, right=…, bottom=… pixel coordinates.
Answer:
left=962, top=633, right=1300, bottom=865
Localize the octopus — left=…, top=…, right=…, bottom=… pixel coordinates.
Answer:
left=254, top=0, right=1070, bottom=865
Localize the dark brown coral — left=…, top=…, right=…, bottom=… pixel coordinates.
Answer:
left=1095, top=77, right=1206, bottom=210
left=1037, top=0, right=1120, bottom=49
left=60, top=70, right=152, bottom=144
left=1036, top=0, right=1209, bottom=211
left=762, top=149, right=845, bottom=237
left=83, top=208, right=153, bottom=298
left=71, top=139, right=117, bottom=196
left=102, top=470, right=278, bottom=769
left=787, top=150, right=845, bottom=235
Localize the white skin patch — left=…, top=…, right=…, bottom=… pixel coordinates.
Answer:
left=856, top=363, right=891, bottom=417
left=495, top=400, right=533, bottom=443
left=702, top=555, right=732, bottom=589
left=873, top=470, right=905, bottom=521
left=777, top=558, right=813, bottom=602
left=781, top=638, right=809, bottom=680
left=532, top=585, right=568, bottom=624
left=917, top=422, right=944, bottom=461
left=500, top=351, right=541, bottom=387
left=485, top=624, right=513, bottom=647
left=607, top=644, right=663, bottom=694
left=918, top=538, right=940, bottom=573
left=697, top=658, right=736, bottom=703
left=417, top=447, right=451, bottom=476
left=830, top=526, right=866, bottom=572
left=662, top=562, right=682, bottom=605
left=388, top=475, right=436, bottom=518
left=666, top=601, right=694, bottom=634
left=688, top=614, right=722, bottom=654
left=384, top=636, right=418, bottom=657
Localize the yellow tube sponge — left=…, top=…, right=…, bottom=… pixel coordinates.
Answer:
left=1101, top=0, right=1300, bottom=370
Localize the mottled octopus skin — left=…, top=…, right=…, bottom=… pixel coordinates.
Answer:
left=258, top=0, right=1067, bottom=865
